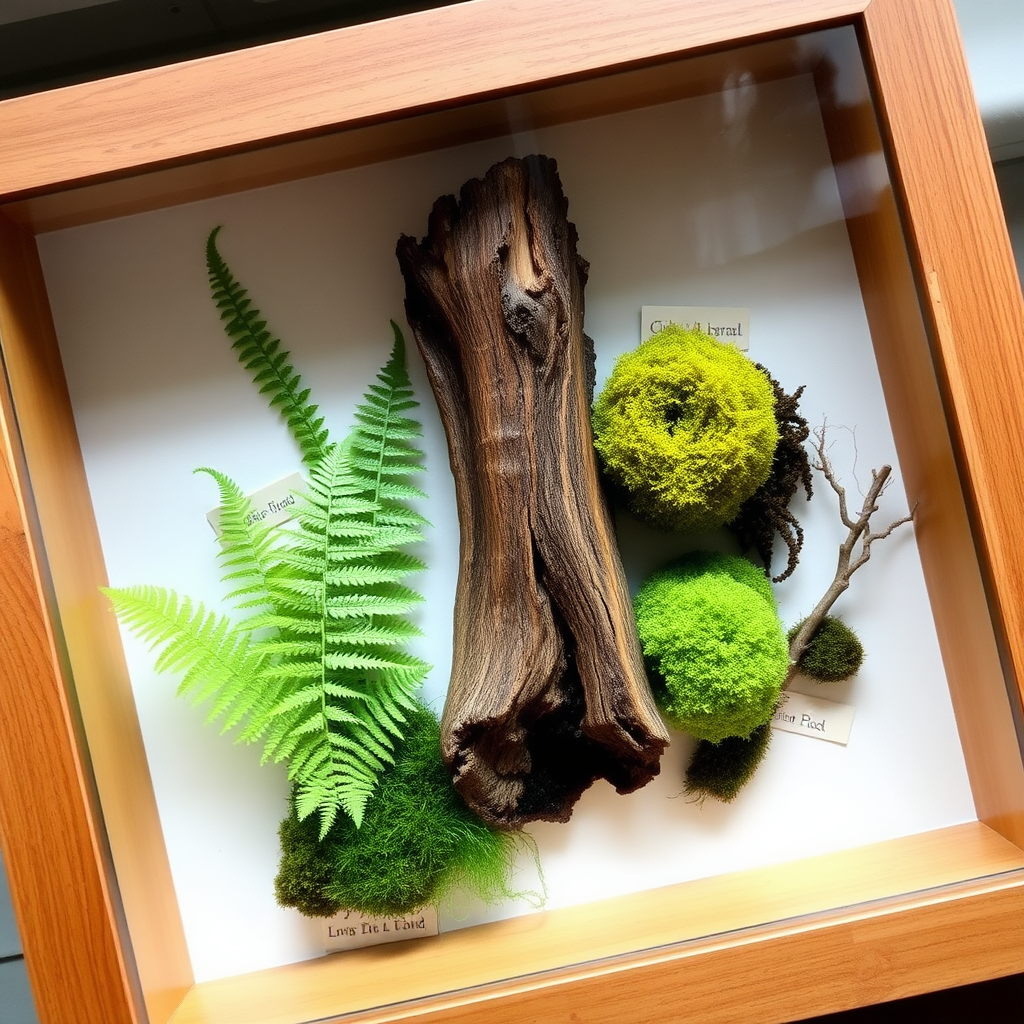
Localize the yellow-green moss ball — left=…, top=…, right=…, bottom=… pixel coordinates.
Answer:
left=635, top=552, right=788, bottom=742
left=592, top=325, right=778, bottom=533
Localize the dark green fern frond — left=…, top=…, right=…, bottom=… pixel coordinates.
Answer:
left=206, top=227, right=331, bottom=465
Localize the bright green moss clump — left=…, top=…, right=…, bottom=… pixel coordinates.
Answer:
left=635, top=552, right=788, bottom=742
left=789, top=615, right=864, bottom=683
left=275, top=701, right=521, bottom=917
left=592, top=325, right=779, bottom=533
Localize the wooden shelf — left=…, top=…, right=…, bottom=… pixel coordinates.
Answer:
left=169, top=823, right=1024, bottom=1024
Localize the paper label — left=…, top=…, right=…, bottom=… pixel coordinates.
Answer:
left=322, top=907, right=439, bottom=952
left=206, top=472, right=304, bottom=536
left=641, top=305, right=750, bottom=350
left=770, top=690, right=855, bottom=745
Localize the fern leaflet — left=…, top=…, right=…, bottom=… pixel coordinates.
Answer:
left=195, top=467, right=281, bottom=610
left=253, top=433, right=429, bottom=834
left=206, top=226, right=331, bottom=465
left=102, top=585, right=276, bottom=734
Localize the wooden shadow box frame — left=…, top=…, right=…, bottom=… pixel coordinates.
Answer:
left=4, top=1, right=1024, bottom=1021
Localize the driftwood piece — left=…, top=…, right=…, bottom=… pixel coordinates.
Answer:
left=786, top=424, right=916, bottom=688
left=684, top=425, right=916, bottom=802
left=397, top=155, right=668, bottom=829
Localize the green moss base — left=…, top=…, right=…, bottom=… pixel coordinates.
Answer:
left=275, top=701, right=522, bottom=917
left=684, top=724, right=773, bottom=802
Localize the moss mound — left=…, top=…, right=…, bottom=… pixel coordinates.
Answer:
left=275, top=701, right=520, bottom=917
left=592, top=325, right=778, bottom=533
left=635, top=552, right=788, bottom=742
left=789, top=615, right=864, bottom=683
left=274, top=813, right=344, bottom=918
left=684, top=723, right=773, bottom=803
left=674, top=548, right=775, bottom=606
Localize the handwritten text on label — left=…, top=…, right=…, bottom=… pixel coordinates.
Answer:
left=771, top=690, right=855, bottom=746
left=322, top=907, right=439, bottom=952
left=641, top=305, right=750, bottom=350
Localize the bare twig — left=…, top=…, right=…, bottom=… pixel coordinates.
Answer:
left=785, top=425, right=915, bottom=688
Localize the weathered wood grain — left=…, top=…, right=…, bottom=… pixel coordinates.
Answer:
left=397, top=156, right=667, bottom=828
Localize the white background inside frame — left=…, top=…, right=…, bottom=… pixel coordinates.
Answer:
left=38, top=72, right=975, bottom=983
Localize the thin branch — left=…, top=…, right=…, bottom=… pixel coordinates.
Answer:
left=785, top=425, right=915, bottom=688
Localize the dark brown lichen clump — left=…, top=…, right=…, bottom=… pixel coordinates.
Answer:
left=728, top=368, right=813, bottom=582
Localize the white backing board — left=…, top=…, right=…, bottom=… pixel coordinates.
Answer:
left=37, top=73, right=976, bottom=983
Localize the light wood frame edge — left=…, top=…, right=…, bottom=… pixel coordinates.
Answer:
left=357, top=873, right=1024, bottom=1024
left=0, top=216, right=141, bottom=1024
left=167, top=823, right=1024, bottom=1024
left=0, top=0, right=868, bottom=201
left=3, top=1, right=1024, bottom=1022
left=860, top=0, right=1024, bottom=712
left=815, top=6, right=1024, bottom=844
left=288, top=874, right=1024, bottom=1024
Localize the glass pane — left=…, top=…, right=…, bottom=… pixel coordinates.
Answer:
left=24, top=22, right=1021, bottom=1016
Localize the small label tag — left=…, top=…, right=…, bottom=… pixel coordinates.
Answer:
left=322, top=907, right=439, bottom=952
left=641, top=305, right=750, bottom=350
left=770, top=690, right=855, bottom=745
left=206, top=472, right=304, bottom=536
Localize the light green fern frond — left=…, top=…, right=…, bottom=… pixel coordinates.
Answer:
left=206, top=226, right=331, bottom=465
left=347, top=322, right=429, bottom=529
left=195, top=467, right=282, bottom=611
left=110, top=238, right=432, bottom=837
left=252, top=442, right=429, bottom=835
left=103, top=585, right=276, bottom=734
left=250, top=327, right=432, bottom=834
